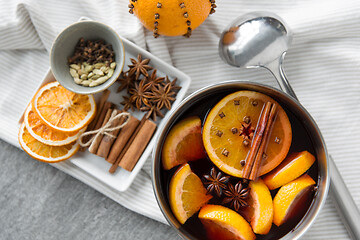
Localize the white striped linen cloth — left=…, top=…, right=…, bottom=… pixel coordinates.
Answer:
left=0, top=0, right=359, bottom=239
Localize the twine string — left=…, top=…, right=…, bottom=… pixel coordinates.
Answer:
left=78, top=111, right=131, bottom=147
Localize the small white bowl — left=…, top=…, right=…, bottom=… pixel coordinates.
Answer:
left=50, top=20, right=125, bottom=95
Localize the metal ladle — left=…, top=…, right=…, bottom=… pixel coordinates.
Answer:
left=219, top=11, right=360, bottom=240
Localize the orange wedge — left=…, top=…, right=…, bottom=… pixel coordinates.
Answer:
left=169, top=163, right=212, bottom=224
left=273, top=174, right=316, bottom=226
left=203, top=91, right=292, bottom=178
left=263, top=151, right=316, bottom=190
left=162, top=116, right=206, bottom=170
left=24, top=103, right=85, bottom=146
left=198, top=205, right=256, bottom=240
left=247, top=179, right=273, bottom=235
left=18, top=123, right=79, bottom=163
left=32, top=82, right=96, bottom=133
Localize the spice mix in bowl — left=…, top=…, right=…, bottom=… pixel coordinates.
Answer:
left=50, top=20, right=125, bottom=95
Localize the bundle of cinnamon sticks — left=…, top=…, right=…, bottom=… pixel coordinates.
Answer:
left=85, top=90, right=157, bottom=173
left=243, top=102, right=277, bottom=180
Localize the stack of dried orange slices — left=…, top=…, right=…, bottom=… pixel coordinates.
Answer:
left=18, top=82, right=96, bottom=163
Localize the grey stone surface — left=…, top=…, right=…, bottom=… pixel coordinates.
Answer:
left=0, top=140, right=180, bottom=240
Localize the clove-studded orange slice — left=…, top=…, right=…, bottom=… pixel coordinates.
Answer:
left=32, top=81, right=96, bottom=133
left=202, top=91, right=292, bottom=178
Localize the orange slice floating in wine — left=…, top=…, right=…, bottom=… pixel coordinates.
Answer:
left=203, top=91, right=292, bottom=178
left=263, top=151, right=316, bottom=190
left=273, top=174, right=316, bottom=226
left=162, top=116, right=206, bottom=170
left=198, top=204, right=256, bottom=240
left=169, top=163, right=212, bottom=224
left=239, top=179, right=273, bottom=235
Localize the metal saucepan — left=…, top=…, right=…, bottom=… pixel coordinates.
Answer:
left=152, top=81, right=329, bottom=240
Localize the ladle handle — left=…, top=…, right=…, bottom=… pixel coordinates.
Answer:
left=265, top=52, right=298, bottom=101
left=268, top=53, right=360, bottom=240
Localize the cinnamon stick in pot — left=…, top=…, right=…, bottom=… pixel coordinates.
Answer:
left=106, top=115, right=140, bottom=164
left=249, top=103, right=277, bottom=180
left=243, top=102, right=276, bottom=180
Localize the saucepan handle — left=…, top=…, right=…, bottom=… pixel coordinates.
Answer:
left=328, top=156, right=360, bottom=240
left=269, top=53, right=360, bottom=240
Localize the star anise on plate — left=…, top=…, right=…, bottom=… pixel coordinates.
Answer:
left=129, top=79, right=152, bottom=109
left=223, top=181, right=250, bottom=211
left=239, top=122, right=255, bottom=141
left=117, top=71, right=134, bottom=93
left=202, top=167, right=230, bottom=197
left=150, top=83, right=176, bottom=110
left=128, top=54, right=153, bottom=80
left=163, top=76, right=182, bottom=92
left=146, top=69, right=165, bottom=90
left=120, top=95, right=135, bottom=111
left=140, top=102, right=164, bottom=121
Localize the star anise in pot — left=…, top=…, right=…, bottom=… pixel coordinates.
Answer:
left=223, top=181, right=250, bottom=211
left=129, top=79, right=153, bottom=109
left=128, top=54, right=153, bottom=80
left=239, top=122, right=255, bottom=141
left=202, top=167, right=230, bottom=197
left=150, top=83, right=176, bottom=110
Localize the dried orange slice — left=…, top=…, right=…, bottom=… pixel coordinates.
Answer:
left=203, top=91, right=292, bottom=178
left=24, top=103, right=85, bottom=146
left=273, top=174, right=316, bottom=226
left=263, top=151, right=316, bottom=190
left=198, top=204, right=256, bottom=240
left=18, top=123, right=79, bottom=163
left=169, top=163, right=212, bottom=224
left=32, top=82, right=96, bottom=133
left=162, top=116, right=206, bottom=170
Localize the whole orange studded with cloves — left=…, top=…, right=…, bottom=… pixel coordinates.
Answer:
left=128, top=0, right=216, bottom=38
